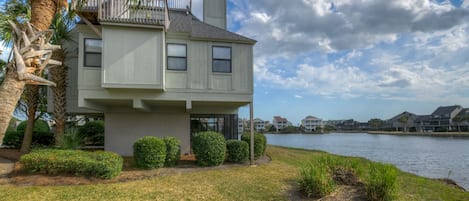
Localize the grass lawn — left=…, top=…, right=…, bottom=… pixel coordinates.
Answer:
left=0, top=146, right=468, bottom=201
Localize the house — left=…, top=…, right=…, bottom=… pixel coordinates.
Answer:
left=414, top=115, right=432, bottom=132
left=454, top=108, right=469, bottom=131
left=386, top=111, right=417, bottom=132
left=254, top=118, right=267, bottom=132
left=428, top=105, right=463, bottom=131
left=272, top=116, right=289, bottom=131
left=301, top=116, right=322, bottom=132
left=49, top=0, right=256, bottom=156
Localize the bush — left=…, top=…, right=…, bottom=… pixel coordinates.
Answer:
left=241, top=133, right=267, bottom=159
left=365, top=163, right=398, bottom=201
left=2, top=131, right=22, bottom=147
left=20, top=149, right=123, bottom=179
left=17, top=120, right=50, bottom=134
left=133, top=136, right=167, bottom=169
left=298, top=162, right=335, bottom=198
left=163, top=136, right=181, bottom=167
left=226, top=140, right=249, bottom=163
left=192, top=131, right=226, bottom=166
left=59, top=129, right=85, bottom=150
left=13, top=120, right=55, bottom=147
left=79, top=121, right=104, bottom=146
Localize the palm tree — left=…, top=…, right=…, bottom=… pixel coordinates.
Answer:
left=398, top=115, right=409, bottom=133
left=49, top=9, right=76, bottom=145
left=0, top=0, right=68, bottom=145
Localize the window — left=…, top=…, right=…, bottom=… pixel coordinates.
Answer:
left=167, top=44, right=187, bottom=70
left=212, top=46, right=231, bottom=73
left=84, top=38, right=102, bottom=67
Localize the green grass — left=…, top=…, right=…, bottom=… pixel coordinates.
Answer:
left=0, top=146, right=468, bottom=201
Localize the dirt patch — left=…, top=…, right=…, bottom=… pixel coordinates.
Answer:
left=0, top=148, right=271, bottom=186
left=437, top=178, right=467, bottom=191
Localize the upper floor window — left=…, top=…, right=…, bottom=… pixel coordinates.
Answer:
left=84, top=38, right=102, bottom=67
left=212, top=46, right=231, bottom=73
left=167, top=44, right=187, bottom=70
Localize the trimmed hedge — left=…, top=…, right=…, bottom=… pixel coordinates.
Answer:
left=163, top=136, right=181, bottom=167
left=226, top=140, right=249, bottom=163
left=17, top=120, right=50, bottom=134
left=20, top=149, right=123, bottom=179
left=192, top=131, right=226, bottom=166
left=133, top=136, right=167, bottom=169
left=241, top=133, right=267, bottom=159
left=79, top=121, right=105, bottom=146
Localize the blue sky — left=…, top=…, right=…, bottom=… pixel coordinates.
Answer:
left=194, top=0, right=469, bottom=125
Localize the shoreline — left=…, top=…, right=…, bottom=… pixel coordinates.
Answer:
left=368, top=131, right=469, bottom=137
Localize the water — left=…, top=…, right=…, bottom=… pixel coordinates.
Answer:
left=266, top=133, right=469, bottom=190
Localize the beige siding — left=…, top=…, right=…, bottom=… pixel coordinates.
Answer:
left=105, top=111, right=190, bottom=156
left=188, top=41, right=208, bottom=89
left=102, top=26, right=164, bottom=89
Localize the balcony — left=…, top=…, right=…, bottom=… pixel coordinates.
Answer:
left=75, top=0, right=191, bottom=27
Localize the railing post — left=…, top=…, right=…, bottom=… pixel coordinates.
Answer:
left=98, top=0, right=102, bottom=21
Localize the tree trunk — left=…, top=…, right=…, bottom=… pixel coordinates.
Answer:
left=30, top=0, right=58, bottom=31
left=0, top=70, right=26, bottom=145
left=51, top=49, right=67, bottom=145
left=20, top=85, right=39, bottom=153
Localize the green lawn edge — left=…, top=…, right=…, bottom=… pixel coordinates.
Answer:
left=0, top=145, right=467, bottom=201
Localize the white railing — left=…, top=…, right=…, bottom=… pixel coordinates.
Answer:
left=76, top=0, right=191, bottom=26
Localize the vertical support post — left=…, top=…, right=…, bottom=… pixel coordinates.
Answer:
left=250, top=102, right=254, bottom=165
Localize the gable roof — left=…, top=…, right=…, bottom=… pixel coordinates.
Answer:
left=168, top=10, right=256, bottom=44
left=431, top=105, right=461, bottom=116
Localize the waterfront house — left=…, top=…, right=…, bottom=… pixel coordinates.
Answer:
left=49, top=0, right=256, bottom=156
left=386, top=111, right=417, bottom=132
left=414, top=115, right=432, bottom=132
left=428, top=105, right=463, bottom=131
left=301, top=115, right=323, bottom=132
left=254, top=118, right=267, bottom=132
left=454, top=108, right=469, bottom=131
left=272, top=116, right=289, bottom=131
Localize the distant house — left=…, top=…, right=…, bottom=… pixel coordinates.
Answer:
left=414, top=115, right=432, bottom=132
left=335, top=119, right=359, bottom=130
left=386, top=111, right=417, bottom=132
left=273, top=116, right=289, bottom=131
left=454, top=108, right=469, bottom=131
left=429, top=105, right=463, bottom=131
left=301, top=116, right=323, bottom=132
left=254, top=118, right=268, bottom=132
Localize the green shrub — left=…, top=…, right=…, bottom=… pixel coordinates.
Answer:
left=59, top=129, right=85, bottom=150
left=365, top=163, right=398, bottom=201
left=79, top=121, right=104, bottom=146
left=17, top=120, right=50, bottom=134
left=133, top=136, right=167, bottom=169
left=163, top=136, right=181, bottom=167
left=20, top=149, right=123, bottom=179
left=298, top=162, right=335, bottom=198
left=192, top=131, right=226, bottom=166
left=2, top=131, right=22, bottom=147
left=226, top=140, right=249, bottom=163
left=2, top=131, right=54, bottom=148
left=241, top=133, right=267, bottom=159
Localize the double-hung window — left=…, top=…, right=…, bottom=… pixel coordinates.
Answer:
left=167, top=44, right=187, bottom=70
left=84, top=38, right=102, bottom=67
left=212, top=46, right=231, bottom=73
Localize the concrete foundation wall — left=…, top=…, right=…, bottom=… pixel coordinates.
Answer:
left=105, top=111, right=190, bottom=156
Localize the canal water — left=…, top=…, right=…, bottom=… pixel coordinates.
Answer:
left=266, top=133, right=469, bottom=190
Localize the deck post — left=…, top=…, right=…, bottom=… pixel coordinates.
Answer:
left=250, top=102, right=254, bottom=165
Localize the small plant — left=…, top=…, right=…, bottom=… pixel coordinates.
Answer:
left=20, top=149, right=123, bottom=179
left=59, top=128, right=85, bottom=150
left=163, top=136, right=181, bottom=167
left=133, top=136, right=167, bottom=169
left=226, top=140, right=249, bottom=163
left=365, top=163, right=398, bottom=201
left=298, top=162, right=335, bottom=198
left=192, top=131, right=226, bottom=166
left=79, top=121, right=104, bottom=145
left=241, top=133, right=267, bottom=159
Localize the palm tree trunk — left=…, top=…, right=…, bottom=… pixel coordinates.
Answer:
left=51, top=49, right=67, bottom=145
left=0, top=70, right=26, bottom=144
left=30, top=0, right=58, bottom=31
left=20, top=85, right=39, bottom=153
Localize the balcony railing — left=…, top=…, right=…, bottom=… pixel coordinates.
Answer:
left=75, top=0, right=191, bottom=27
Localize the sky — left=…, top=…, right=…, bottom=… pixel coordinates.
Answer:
left=191, top=0, right=469, bottom=125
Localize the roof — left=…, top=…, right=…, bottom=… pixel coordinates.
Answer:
left=168, top=10, right=256, bottom=44
left=304, top=115, right=321, bottom=120
left=273, top=116, right=287, bottom=122
left=389, top=111, right=416, bottom=121
left=455, top=108, right=469, bottom=118
left=431, top=105, right=462, bottom=116
left=414, top=115, right=432, bottom=122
